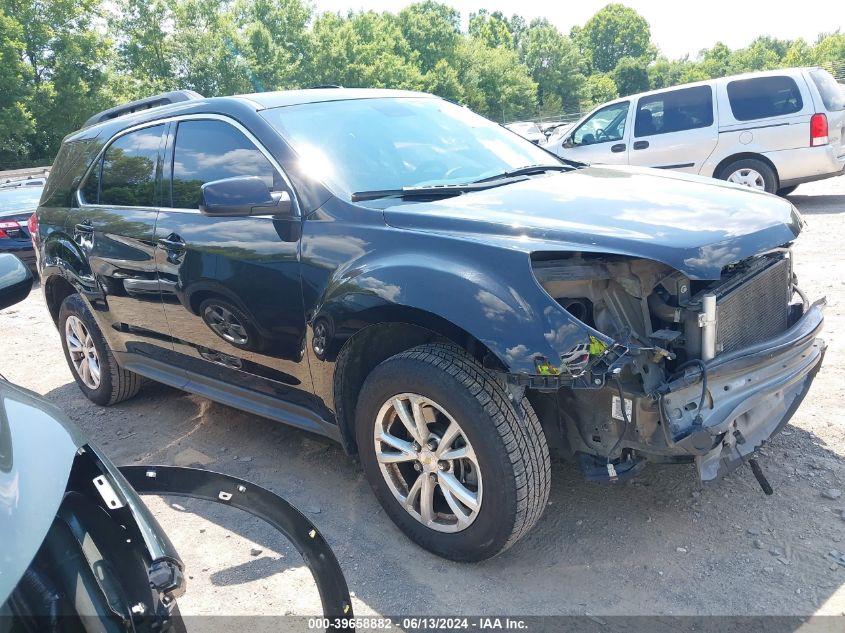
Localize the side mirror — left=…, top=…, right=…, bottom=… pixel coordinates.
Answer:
left=0, top=254, right=33, bottom=311
left=562, top=135, right=576, bottom=149
left=199, top=176, right=293, bottom=217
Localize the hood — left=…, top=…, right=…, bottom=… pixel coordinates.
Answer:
left=383, top=165, right=803, bottom=279
left=0, top=381, right=85, bottom=603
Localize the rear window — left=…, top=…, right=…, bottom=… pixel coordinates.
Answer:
left=809, top=68, right=845, bottom=112
left=727, top=76, right=803, bottom=121
left=635, top=85, right=714, bottom=137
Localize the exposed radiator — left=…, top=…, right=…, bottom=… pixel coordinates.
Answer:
left=716, top=258, right=791, bottom=354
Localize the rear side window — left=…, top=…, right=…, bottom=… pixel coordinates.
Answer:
left=99, top=125, right=164, bottom=207
left=635, top=85, right=714, bottom=137
left=809, top=68, right=845, bottom=112
left=170, top=120, right=280, bottom=209
left=727, top=76, right=803, bottom=121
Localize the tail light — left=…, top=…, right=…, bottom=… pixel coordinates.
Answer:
left=810, top=113, right=829, bottom=147
left=28, top=212, right=38, bottom=240
left=0, top=220, right=23, bottom=239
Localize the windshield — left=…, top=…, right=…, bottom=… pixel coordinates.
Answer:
left=0, top=187, right=43, bottom=213
left=261, top=97, right=560, bottom=200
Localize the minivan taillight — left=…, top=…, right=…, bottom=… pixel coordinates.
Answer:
left=28, top=213, right=38, bottom=240
left=810, top=113, right=829, bottom=147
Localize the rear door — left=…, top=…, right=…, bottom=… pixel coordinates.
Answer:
left=73, top=123, right=176, bottom=366
left=558, top=100, right=631, bottom=164
left=717, top=74, right=813, bottom=152
left=627, top=85, right=718, bottom=173
left=154, top=116, right=315, bottom=406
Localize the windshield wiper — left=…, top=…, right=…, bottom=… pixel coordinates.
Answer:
left=472, top=163, right=572, bottom=183
left=351, top=181, right=511, bottom=203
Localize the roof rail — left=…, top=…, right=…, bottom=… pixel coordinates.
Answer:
left=309, top=85, right=343, bottom=89
left=82, top=90, right=204, bottom=129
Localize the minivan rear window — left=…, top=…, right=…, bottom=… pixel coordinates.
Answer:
left=809, top=68, right=845, bottom=112
left=727, top=76, right=804, bottom=121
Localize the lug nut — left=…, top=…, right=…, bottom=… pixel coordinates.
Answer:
left=426, top=439, right=438, bottom=451
left=438, top=461, right=449, bottom=471
left=411, top=442, right=421, bottom=452
left=413, top=461, right=422, bottom=472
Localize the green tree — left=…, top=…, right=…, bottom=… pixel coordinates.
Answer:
left=522, top=20, right=584, bottom=111
left=783, top=38, right=814, bottom=67
left=398, top=1, right=460, bottom=74
left=612, top=56, right=649, bottom=96
left=307, top=11, right=424, bottom=90
left=0, top=8, right=34, bottom=165
left=455, top=38, right=536, bottom=121
left=813, top=32, right=845, bottom=72
left=648, top=55, right=708, bottom=89
left=578, top=3, right=654, bottom=73
left=422, top=58, right=464, bottom=102
left=583, top=73, right=618, bottom=107
left=110, top=0, right=176, bottom=94
left=698, top=42, right=734, bottom=78
left=468, top=9, right=513, bottom=49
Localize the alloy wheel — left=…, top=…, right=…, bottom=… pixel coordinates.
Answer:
left=65, top=315, right=101, bottom=389
left=727, top=168, right=766, bottom=190
left=203, top=304, right=249, bottom=345
left=373, top=393, right=482, bottom=533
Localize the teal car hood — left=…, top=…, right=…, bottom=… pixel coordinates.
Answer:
left=0, top=381, right=85, bottom=603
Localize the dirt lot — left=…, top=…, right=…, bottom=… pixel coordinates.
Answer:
left=3, top=177, right=845, bottom=622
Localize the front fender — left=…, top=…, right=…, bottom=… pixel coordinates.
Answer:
left=316, top=244, right=606, bottom=376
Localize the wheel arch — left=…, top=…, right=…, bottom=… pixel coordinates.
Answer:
left=712, top=152, right=780, bottom=187
left=43, top=273, right=79, bottom=326
left=331, top=313, right=504, bottom=455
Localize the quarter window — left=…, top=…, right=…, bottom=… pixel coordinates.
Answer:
left=727, top=76, right=804, bottom=121
left=572, top=102, right=629, bottom=146
left=170, top=120, right=280, bottom=209
left=634, top=86, right=714, bottom=137
left=99, top=125, right=164, bottom=207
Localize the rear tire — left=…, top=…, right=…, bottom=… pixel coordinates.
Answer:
left=58, top=294, right=143, bottom=406
left=355, top=343, right=551, bottom=561
left=717, top=158, right=778, bottom=194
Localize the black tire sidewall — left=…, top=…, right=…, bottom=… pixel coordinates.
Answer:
left=719, top=158, right=778, bottom=194
left=58, top=294, right=118, bottom=406
left=356, top=355, right=519, bottom=562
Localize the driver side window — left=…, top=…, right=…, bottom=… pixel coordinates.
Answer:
left=572, top=101, right=630, bottom=146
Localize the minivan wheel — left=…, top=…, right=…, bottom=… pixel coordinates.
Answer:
left=355, top=343, right=551, bottom=561
left=718, top=158, right=777, bottom=194
left=58, top=294, right=143, bottom=406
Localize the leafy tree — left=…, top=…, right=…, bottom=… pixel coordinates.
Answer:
left=583, top=73, right=618, bottom=107
left=468, top=9, right=513, bottom=49
left=455, top=38, right=536, bottom=121
left=398, top=1, right=460, bottom=74
left=422, top=58, right=464, bottom=102
left=578, top=3, right=653, bottom=73
left=110, top=0, right=176, bottom=94
left=813, top=32, right=845, bottom=71
left=649, top=56, right=708, bottom=89
left=698, top=42, right=734, bottom=78
left=307, top=11, right=424, bottom=90
left=782, top=39, right=814, bottom=67
left=0, top=8, right=34, bottom=165
left=612, top=56, right=649, bottom=96
left=522, top=21, right=584, bottom=111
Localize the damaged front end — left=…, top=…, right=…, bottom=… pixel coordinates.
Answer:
left=524, top=249, right=826, bottom=484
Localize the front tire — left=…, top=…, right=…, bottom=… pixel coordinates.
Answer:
left=355, top=343, right=551, bottom=561
left=58, top=294, right=143, bottom=406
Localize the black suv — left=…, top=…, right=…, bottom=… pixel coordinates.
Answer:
left=34, top=89, right=825, bottom=561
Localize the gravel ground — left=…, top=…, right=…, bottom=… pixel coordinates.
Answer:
left=3, top=177, right=844, bottom=622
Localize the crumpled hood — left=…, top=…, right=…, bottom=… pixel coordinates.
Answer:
left=383, top=165, right=804, bottom=279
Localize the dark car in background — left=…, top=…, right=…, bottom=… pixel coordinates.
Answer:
left=0, top=181, right=41, bottom=270
left=33, top=88, right=825, bottom=562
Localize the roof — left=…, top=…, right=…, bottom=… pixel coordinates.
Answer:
left=237, top=88, right=437, bottom=109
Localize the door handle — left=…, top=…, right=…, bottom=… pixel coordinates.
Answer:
left=74, top=222, right=93, bottom=234
left=157, top=235, right=185, bottom=251
left=610, top=143, right=626, bottom=153
left=633, top=140, right=650, bottom=150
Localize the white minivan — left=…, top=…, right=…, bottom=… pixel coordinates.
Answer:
left=545, top=67, right=845, bottom=195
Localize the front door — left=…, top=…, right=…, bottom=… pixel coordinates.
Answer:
left=73, top=123, right=176, bottom=366
left=627, top=85, right=718, bottom=173
left=558, top=100, right=631, bottom=165
left=154, top=117, right=314, bottom=405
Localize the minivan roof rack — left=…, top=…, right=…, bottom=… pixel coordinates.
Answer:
left=82, top=90, right=204, bottom=129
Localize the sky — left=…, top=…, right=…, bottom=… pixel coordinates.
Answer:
left=311, top=0, right=844, bottom=60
